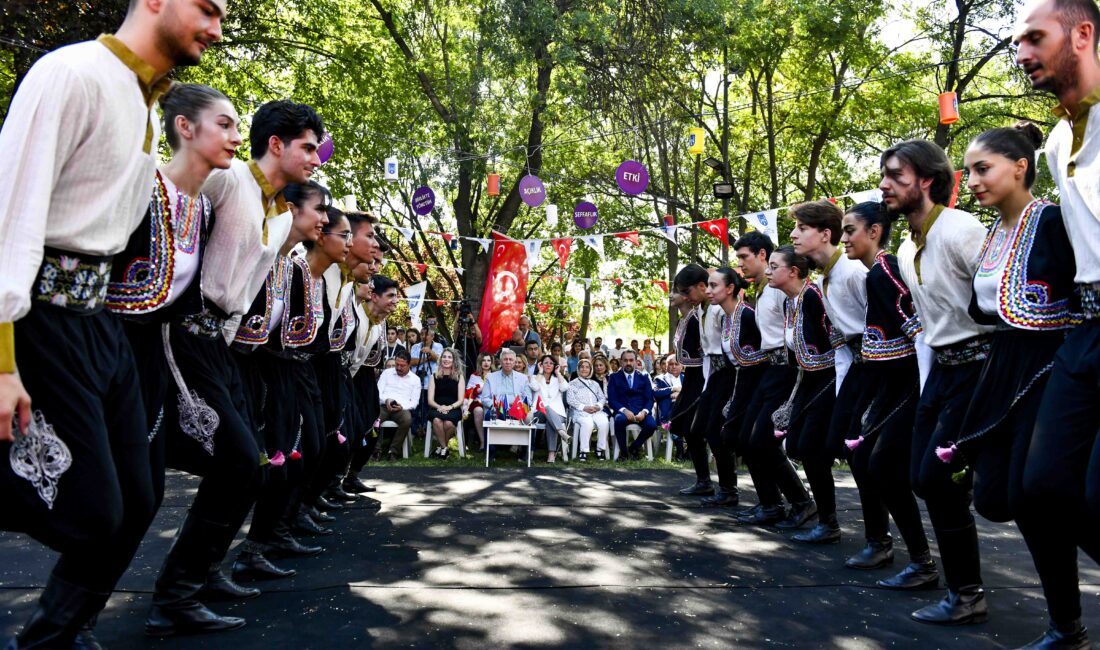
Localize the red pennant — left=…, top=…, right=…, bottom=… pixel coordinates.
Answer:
left=592, top=302, right=604, bottom=308
left=827, top=197, right=838, bottom=204
left=555, top=276, right=565, bottom=283
left=644, top=305, right=658, bottom=310
left=435, top=299, right=446, bottom=307
left=613, top=231, right=641, bottom=246
left=508, top=398, right=528, bottom=421
left=441, top=233, right=453, bottom=244
left=551, top=238, right=572, bottom=269
left=652, top=279, right=668, bottom=294
left=697, top=218, right=729, bottom=246
left=948, top=170, right=963, bottom=208
left=537, top=303, right=550, bottom=313
left=416, top=263, right=428, bottom=274
left=477, top=232, right=529, bottom=353
left=612, top=277, right=623, bottom=286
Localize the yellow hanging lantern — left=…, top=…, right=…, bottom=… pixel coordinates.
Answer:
left=689, top=128, right=705, bottom=155
left=487, top=173, right=501, bottom=197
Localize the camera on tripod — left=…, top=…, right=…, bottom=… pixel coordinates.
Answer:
left=456, top=300, right=474, bottom=327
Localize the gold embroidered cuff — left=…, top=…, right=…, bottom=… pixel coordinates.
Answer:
left=0, top=322, right=15, bottom=373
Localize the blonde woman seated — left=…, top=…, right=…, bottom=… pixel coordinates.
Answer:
left=567, top=358, right=611, bottom=462
left=529, top=354, right=571, bottom=463
left=426, top=349, right=466, bottom=459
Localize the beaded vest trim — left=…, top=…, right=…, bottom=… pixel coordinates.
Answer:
left=862, top=250, right=920, bottom=361
left=235, top=256, right=292, bottom=345
left=727, top=302, right=767, bottom=366
left=784, top=281, right=837, bottom=371
left=282, top=256, right=324, bottom=348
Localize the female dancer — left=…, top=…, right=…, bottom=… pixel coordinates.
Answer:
left=768, top=246, right=841, bottom=543
left=944, top=124, right=1082, bottom=644
left=839, top=202, right=938, bottom=588
left=671, top=265, right=710, bottom=496
left=426, top=349, right=466, bottom=458
left=567, top=357, right=611, bottom=462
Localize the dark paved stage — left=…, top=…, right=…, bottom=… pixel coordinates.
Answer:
left=2, top=467, right=1098, bottom=648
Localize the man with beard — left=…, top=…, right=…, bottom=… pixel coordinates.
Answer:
left=0, top=0, right=225, bottom=645
left=1014, top=1, right=1100, bottom=647
left=879, top=140, right=995, bottom=625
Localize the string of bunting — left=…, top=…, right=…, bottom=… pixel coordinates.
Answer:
left=397, top=296, right=662, bottom=313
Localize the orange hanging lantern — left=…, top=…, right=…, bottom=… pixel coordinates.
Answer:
left=938, top=92, right=959, bottom=125
left=487, top=173, right=501, bottom=197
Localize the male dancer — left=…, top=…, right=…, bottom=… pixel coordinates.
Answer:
left=789, top=200, right=867, bottom=543
left=1016, top=0, right=1100, bottom=646
left=0, top=0, right=225, bottom=645
left=882, top=140, right=995, bottom=624
left=144, top=100, right=324, bottom=636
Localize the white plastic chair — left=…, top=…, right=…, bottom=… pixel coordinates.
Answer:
left=422, top=419, right=467, bottom=458
left=611, top=424, right=654, bottom=461
left=379, top=420, right=410, bottom=458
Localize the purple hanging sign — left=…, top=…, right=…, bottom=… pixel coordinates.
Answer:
left=412, top=186, right=435, bottom=216
left=519, top=174, right=546, bottom=208
left=573, top=201, right=598, bottom=229
left=615, top=160, right=648, bottom=195
left=318, top=133, right=334, bottom=164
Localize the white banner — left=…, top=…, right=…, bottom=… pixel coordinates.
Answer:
left=405, top=281, right=428, bottom=330
left=523, top=239, right=543, bottom=267
left=578, top=234, right=604, bottom=257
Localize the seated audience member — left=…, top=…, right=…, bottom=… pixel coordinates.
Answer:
left=654, top=355, right=683, bottom=425
left=405, top=328, right=419, bottom=350
left=425, top=316, right=450, bottom=347
left=529, top=354, right=571, bottom=463
left=384, top=358, right=396, bottom=371
left=384, top=326, right=406, bottom=361
left=641, top=339, right=656, bottom=373
left=609, top=357, right=621, bottom=373
left=609, top=338, right=626, bottom=360
left=654, top=356, right=667, bottom=377
left=515, top=353, right=530, bottom=377
left=568, top=358, right=611, bottom=461
left=480, top=348, right=531, bottom=417
left=375, top=351, right=422, bottom=460
left=427, top=349, right=466, bottom=459
left=593, top=336, right=610, bottom=357
left=465, top=353, right=495, bottom=451
left=509, top=328, right=526, bottom=349
left=525, top=340, right=542, bottom=375
left=566, top=340, right=584, bottom=377
left=606, top=349, right=657, bottom=461
left=550, top=341, right=566, bottom=369
left=593, top=355, right=611, bottom=396
left=518, top=315, right=542, bottom=345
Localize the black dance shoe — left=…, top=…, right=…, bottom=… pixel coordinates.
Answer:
left=305, top=504, right=336, bottom=523
left=73, top=617, right=104, bottom=650
left=324, top=484, right=358, bottom=503
left=845, top=536, right=894, bottom=569
left=145, top=602, right=246, bottom=637
left=790, top=515, right=841, bottom=544
left=678, top=480, right=715, bottom=496
left=199, top=564, right=261, bottom=601
left=910, top=585, right=988, bottom=625
left=876, top=558, right=939, bottom=590
left=314, top=495, right=344, bottom=511
left=232, top=549, right=296, bottom=580
left=342, top=476, right=375, bottom=493
left=775, top=500, right=817, bottom=530
left=1016, top=620, right=1089, bottom=649
left=265, top=533, right=323, bottom=558
left=736, top=504, right=788, bottom=526
left=700, top=486, right=739, bottom=507
left=292, top=511, right=333, bottom=537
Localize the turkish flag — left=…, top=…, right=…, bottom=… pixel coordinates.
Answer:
left=508, top=398, right=528, bottom=421
left=435, top=299, right=446, bottom=307
left=535, top=396, right=547, bottom=414
left=537, top=303, right=550, bottom=313
left=551, top=238, right=572, bottom=269
left=614, top=231, right=640, bottom=246
left=697, top=218, right=729, bottom=246
left=948, top=170, right=963, bottom=208
left=478, top=231, right=529, bottom=353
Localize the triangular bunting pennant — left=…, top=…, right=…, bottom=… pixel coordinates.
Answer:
left=849, top=189, right=883, bottom=204
left=697, top=218, right=729, bottom=246
left=441, top=233, right=454, bottom=244
left=551, top=238, right=572, bottom=269
left=578, top=278, right=592, bottom=288
left=394, top=226, right=414, bottom=242
left=473, top=237, right=492, bottom=254
left=537, top=303, right=550, bottom=313
left=652, top=280, right=668, bottom=294
left=523, top=239, right=543, bottom=266
left=579, top=234, right=604, bottom=257
left=613, top=231, right=641, bottom=246
left=612, top=277, right=622, bottom=286
left=434, top=300, right=446, bottom=307
left=416, top=263, right=428, bottom=274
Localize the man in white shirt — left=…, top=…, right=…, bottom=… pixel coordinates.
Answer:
left=609, top=338, right=626, bottom=360
left=375, top=351, right=422, bottom=460
left=0, top=2, right=227, bottom=646
left=1015, top=2, right=1100, bottom=647
left=593, top=336, right=610, bottom=357
left=879, top=139, right=992, bottom=624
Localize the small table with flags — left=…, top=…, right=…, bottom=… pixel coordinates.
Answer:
left=484, top=419, right=536, bottom=468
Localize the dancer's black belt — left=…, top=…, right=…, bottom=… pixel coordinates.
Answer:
left=933, top=335, right=992, bottom=366
left=33, top=246, right=112, bottom=314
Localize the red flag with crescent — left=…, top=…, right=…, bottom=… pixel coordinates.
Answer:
left=537, top=303, right=550, bottom=313
left=613, top=231, right=641, bottom=246
left=697, top=218, right=729, bottom=246
left=551, top=238, right=572, bottom=269
left=478, top=231, right=529, bottom=353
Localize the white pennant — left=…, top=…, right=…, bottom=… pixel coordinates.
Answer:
left=849, top=188, right=884, bottom=204
left=405, top=281, right=428, bottom=330
left=744, top=209, right=780, bottom=245
left=523, top=239, right=543, bottom=266
left=656, top=225, right=678, bottom=245
left=578, top=278, right=592, bottom=287
left=472, top=237, right=492, bottom=253
left=579, top=235, right=604, bottom=256
left=394, top=226, right=414, bottom=242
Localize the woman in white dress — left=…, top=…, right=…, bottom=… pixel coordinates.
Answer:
left=567, top=358, right=610, bottom=462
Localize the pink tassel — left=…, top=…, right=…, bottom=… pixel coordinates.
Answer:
left=845, top=436, right=865, bottom=450
left=774, top=429, right=787, bottom=439
left=935, top=443, right=958, bottom=463
left=337, top=432, right=347, bottom=444
left=290, top=449, right=302, bottom=460
left=269, top=451, right=286, bottom=466
left=661, top=422, right=670, bottom=431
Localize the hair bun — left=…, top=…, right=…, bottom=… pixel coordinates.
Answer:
left=1014, top=121, right=1045, bottom=150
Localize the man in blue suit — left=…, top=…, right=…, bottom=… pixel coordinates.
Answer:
left=606, top=350, right=656, bottom=461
